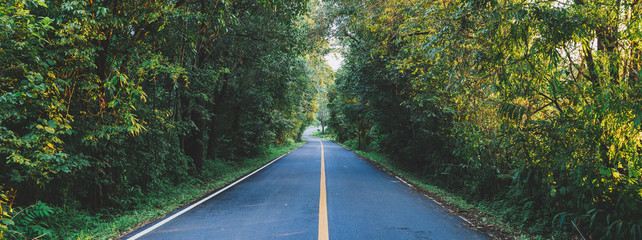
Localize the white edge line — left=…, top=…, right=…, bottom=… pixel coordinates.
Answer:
left=127, top=147, right=299, bottom=240
left=459, top=216, right=473, bottom=226
left=328, top=139, right=478, bottom=230
left=394, top=176, right=412, bottom=187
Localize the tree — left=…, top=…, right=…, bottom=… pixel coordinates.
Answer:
left=325, top=0, right=642, bottom=238
left=317, top=98, right=329, bottom=134
left=1, top=0, right=327, bottom=237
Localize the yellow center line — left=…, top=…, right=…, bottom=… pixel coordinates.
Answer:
left=319, top=140, right=329, bottom=240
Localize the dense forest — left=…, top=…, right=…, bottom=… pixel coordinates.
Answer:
left=2, top=0, right=642, bottom=239
left=325, top=0, right=641, bottom=239
left=1, top=0, right=331, bottom=238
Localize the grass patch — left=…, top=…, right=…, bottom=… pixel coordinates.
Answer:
left=310, top=129, right=538, bottom=239
left=50, top=141, right=306, bottom=239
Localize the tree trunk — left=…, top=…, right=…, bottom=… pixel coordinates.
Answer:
left=206, top=113, right=217, bottom=160
left=184, top=102, right=205, bottom=174
left=629, top=3, right=640, bottom=94
left=206, top=82, right=228, bottom=160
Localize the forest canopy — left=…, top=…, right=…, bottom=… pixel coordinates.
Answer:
left=2, top=0, right=642, bottom=239
left=325, top=0, right=642, bottom=238
left=1, top=0, right=332, bottom=238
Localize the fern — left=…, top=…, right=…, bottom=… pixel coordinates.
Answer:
left=3, top=201, right=54, bottom=239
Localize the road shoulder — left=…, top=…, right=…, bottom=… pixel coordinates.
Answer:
left=118, top=141, right=307, bottom=239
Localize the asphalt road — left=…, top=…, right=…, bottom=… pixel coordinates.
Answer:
left=122, top=128, right=487, bottom=239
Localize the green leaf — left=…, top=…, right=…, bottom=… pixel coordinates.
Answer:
left=1, top=219, right=14, bottom=226
left=44, top=127, right=55, bottom=134
left=47, top=119, right=58, bottom=128
left=36, top=0, right=48, bottom=7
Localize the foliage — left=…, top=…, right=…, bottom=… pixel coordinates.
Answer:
left=1, top=0, right=329, bottom=238
left=0, top=187, right=12, bottom=238
left=326, top=0, right=642, bottom=238
left=1, top=186, right=54, bottom=239
left=48, top=142, right=304, bottom=239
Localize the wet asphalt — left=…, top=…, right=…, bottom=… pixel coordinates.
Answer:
left=122, top=129, right=488, bottom=239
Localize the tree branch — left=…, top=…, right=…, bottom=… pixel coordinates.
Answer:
left=341, top=28, right=361, bottom=44
left=405, top=31, right=431, bottom=37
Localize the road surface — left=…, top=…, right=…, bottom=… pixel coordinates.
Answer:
left=122, top=128, right=487, bottom=239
